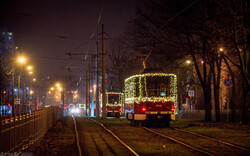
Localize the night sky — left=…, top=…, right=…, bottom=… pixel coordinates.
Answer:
left=1, top=0, right=138, bottom=79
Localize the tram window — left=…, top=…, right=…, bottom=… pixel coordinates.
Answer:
left=146, top=76, right=170, bottom=97
left=135, top=77, right=140, bottom=97
left=108, top=94, right=119, bottom=104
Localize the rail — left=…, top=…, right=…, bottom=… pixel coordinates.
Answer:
left=0, top=106, right=63, bottom=153
left=72, top=115, right=82, bottom=156
left=89, top=118, right=139, bottom=156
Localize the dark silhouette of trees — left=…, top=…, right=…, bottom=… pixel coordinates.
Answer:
left=125, top=0, right=249, bottom=123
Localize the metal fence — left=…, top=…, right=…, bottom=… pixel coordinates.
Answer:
left=177, top=110, right=250, bottom=123
left=0, top=106, right=62, bottom=153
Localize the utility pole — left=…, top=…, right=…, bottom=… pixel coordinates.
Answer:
left=12, top=68, right=15, bottom=116
left=85, top=69, right=88, bottom=116
left=23, top=78, right=25, bottom=113
left=96, top=42, right=100, bottom=118
left=101, top=24, right=107, bottom=118
left=88, top=64, right=91, bottom=115
left=62, top=87, right=65, bottom=116
left=91, top=55, right=95, bottom=116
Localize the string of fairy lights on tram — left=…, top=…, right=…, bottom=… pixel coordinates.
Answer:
left=124, top=73, right=178, bottom=113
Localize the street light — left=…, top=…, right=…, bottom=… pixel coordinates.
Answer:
left=186, top=60, right=191, bottom=64
left=55, top=82, right=65, bottom=116
left=17, top=56, right=26, bottom=114
left=27, top=66, right=32, bottom=70
left=18, top=57, right=25, bottom=63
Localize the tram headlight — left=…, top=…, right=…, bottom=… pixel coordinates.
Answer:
left=71, top=108, right=80, bottom=113
left=75, top=108, right=80, bottom=113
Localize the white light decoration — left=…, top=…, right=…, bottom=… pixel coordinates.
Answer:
left=101, top=92, right=125, bottom=113
left=124, top=73, right=178, bottom=114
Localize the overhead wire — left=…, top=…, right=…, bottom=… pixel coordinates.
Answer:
left=83, top=0, right=106, bottom=61
left=154, top=0, right=198, bottom=36
left=75, top=0, right=106, bottom=89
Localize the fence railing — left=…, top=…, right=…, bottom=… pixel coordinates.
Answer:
left=0, top=106, right=62, bottom=153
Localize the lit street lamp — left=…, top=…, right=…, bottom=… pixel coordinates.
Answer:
left=17, top=56, right=26, bottom=114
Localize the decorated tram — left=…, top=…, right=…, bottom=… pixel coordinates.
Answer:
left=124, top=69, right=177, bottom=126
left=105, top=92, right=124, bottom=118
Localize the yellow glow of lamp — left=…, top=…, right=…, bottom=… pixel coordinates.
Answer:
left=58, top=87, right=62, bottom=91
left=18, top=57, right=25, bottom=63
left=27, top=66, right=32, bottom=70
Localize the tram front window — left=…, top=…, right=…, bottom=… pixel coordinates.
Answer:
left=146, top=76, right=170, bottom=97
left=108, top=94, right=119, bottom=104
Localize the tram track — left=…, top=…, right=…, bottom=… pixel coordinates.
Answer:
left=117, top=118, right=250, bottom=155
left=170, top=127, right=250, bottom=152
left=72, top=116, right=139, bottom=156
left=142, top=126, right=214, bottom=156
left=72, top=115, right=83, bottom=156
left=144, top=126, right=250, bottom=155
left=88, top=118, right=139, bottom=156
left=72, top=117, right=249, bottom=155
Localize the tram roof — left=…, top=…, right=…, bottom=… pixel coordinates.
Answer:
left=125, top=71, right=176, bottom=82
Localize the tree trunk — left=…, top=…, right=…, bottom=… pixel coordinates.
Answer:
left=242, top=83, right=249, bottom=124
left=214, top=84, right=221, bottom=122
left=204, top=91, right=212, bottom=121
left=223, top=55, right=237, bottom=123
left=212, top=57, right=221, bottom=122
left=203, top=84, right=212, bottom=121
left=230, top=75, right=236, bottom=123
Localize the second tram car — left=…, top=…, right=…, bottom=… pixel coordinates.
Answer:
left=105, top=92, right=124, bottom=118
left=124, top=71, right=177, bottom=126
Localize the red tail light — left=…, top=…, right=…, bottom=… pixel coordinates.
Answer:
left=119, top=108, right=121, bottom=112
left=171, top=108, right=175, bottom=112
left=142, top=107, right=146, bottom=111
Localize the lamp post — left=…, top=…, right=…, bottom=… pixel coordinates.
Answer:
left=26, top=66, right=33, bottom=112
left=56, top=83, right=65, bottom=116
left=17, top=56, right=25, bottom=114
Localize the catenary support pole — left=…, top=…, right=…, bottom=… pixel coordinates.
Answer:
left=96, top=42, right=100, bottom=118
left=85, top=70, right=88, bottom=116
left=101, top=24, right=106, bottom=118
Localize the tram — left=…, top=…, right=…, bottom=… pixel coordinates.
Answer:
left=124, top=69, right=177, bottom=126
left=105, top=92, right=124, bottom=118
